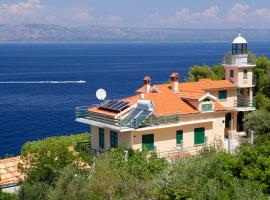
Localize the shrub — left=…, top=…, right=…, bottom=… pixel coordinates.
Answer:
left=17, top=182, right=49, bottom=200
left=151, top=151, right=267, bottom=199
left=245, top=111, right=270, bottom=135
left=18, top=133, right=92, bottom=185
left=47, top=166, right=91, bottom=200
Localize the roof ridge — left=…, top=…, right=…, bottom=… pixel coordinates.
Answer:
left=179, top=90, right=205, bottom=94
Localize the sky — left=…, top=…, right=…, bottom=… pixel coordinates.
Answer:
left=1, top=0, right=270, bottom=28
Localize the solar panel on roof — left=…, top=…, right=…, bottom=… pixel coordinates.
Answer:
left=111, top=101, right=129, bottom=110
left=105, top=100, right=118, bottom=108
left=98, top=100, right=129, bottom=112
left=98, top=100, right=109, bottom=107
left=123, top=108, right=152, bottom=128
left=111, top=102, right=129, bottom=111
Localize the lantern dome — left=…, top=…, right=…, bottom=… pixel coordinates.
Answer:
left=232, top=33, right=248, bottom=55
left=232, top=33, right=247, bottom=44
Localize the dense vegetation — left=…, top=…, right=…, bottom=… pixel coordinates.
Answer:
left=1, top=55, right=270, bottom=199
left=0, top=185, right=17, bottom=200
left=19, top=133, right=91, bottom=185
left=14, top=141, right=270, bottom=199
left=186, top=64, right=225, bottom=82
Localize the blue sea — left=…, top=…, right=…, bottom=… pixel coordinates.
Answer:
left=1, top=42, right=270, bottom=156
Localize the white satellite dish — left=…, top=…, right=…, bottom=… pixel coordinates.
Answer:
left=96, top=88, right=107, bottom=100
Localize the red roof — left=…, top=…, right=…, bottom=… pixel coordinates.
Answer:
left=0, top=157, right=22, bottom=187
left=89, top=79, right=235, bottom=117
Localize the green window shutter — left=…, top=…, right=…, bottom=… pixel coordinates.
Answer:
left=201, top=104, right=213, bottom=112
left=176, top=130, right=183, bottom=145
left=194, top=128, right=205, bottom=145
left=99, top=128, right=105, bottom=149
left=219, top=90, right=227, bottom=101
left=142, top=134, right=154, bottom=151
left=110, top=131, right=118, bottom=148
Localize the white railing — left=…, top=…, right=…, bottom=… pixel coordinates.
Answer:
left=157, top=145, right=205, bottom=159
left=75, top=106, right=181, bottom=129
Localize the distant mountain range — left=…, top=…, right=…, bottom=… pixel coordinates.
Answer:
left=0, top=24, right=270, bottom=42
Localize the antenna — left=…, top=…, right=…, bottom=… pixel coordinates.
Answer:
left=96, top=88, right=107, bottom=101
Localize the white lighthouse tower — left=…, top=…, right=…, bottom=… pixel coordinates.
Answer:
left=223, top=34, right=256, bottom=133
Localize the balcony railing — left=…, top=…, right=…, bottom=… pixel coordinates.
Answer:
left=121, top=113, right=180, bottom=128
left=157, top=145, right=206, bottom=159
left=75, top=106, right=181, bottom=129
left=75, top=106, right=122, bottom=126
left=234, top=98, right=256, bottom=108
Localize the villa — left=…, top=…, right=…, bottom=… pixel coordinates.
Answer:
left=76, top=34, right=256, bottom=157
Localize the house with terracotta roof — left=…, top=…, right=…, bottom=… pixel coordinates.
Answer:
left=75, top=34, right=255, bottom=157
left=0, top=156, right=22, bottom=193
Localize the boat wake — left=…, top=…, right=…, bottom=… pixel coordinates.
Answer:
left=0, top=80, right=86, bottom=84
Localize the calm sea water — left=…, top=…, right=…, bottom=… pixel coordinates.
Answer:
left=1, top=42, right=270, bottom=156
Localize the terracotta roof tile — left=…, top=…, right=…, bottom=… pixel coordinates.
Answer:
left=88, top=79, right=233, bottom=117
left=143, top=92, right=199, bottom=116
left=179, top=91, right=206, bottom=100
left=215, top=102, right=225, bottom=111
left=0, top=157, right=22, bottom=187
left=179, top=79, right=235, bottom=91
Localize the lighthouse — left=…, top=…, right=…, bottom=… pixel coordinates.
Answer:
left=223, top=34, right=256, bottom=133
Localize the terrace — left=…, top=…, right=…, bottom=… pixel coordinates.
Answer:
left=75, top=106, right=181, bottom=129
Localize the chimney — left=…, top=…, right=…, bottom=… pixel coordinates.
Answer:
left=144, top=76, right=151, bottom=94
left=170, top=72, right=179, bottom=93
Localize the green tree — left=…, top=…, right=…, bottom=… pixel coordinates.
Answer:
left=237, top=143, right=270, bottom=194
left=151, top=151, right=267, bottom=200
left=0, top=192, right=17, bottom=200
left=18, top=148, right=167, bottom=200
left=254, top=56, right=270, bottom=111
left=245, top=111, right=270, bottom=135
left=18, top=133, right=91, bottom=185
left=47, top=166, right=91, bottom=200
left=186, top=64, right=224, bottom=82
left=255, top=56, right=270, bottom=79
left=87, top=148, right=167, bottom=199
left=17, top=182, right=49, bottom=200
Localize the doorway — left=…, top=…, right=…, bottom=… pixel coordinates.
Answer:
left=237, top=112, right=244, bottom=132
left=225, top=113, right=232, bottom=138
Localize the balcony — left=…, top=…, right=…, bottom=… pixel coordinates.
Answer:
left=75, top=106, right=122, bottom=126
left=75, top=106, right=181, bottom=129
left=234, top=98, right=256, bottom=108
left=121, top=113, right=180, bottom=128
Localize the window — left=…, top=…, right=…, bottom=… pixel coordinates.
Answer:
left=243, top=69, right=248, bottom=79
left=142, top=134, right=154, bottom=151
left=201, top=104, right=213, bottom=112
left=194, top=128, right=205, bottom=145
left=230, top=70, right=234, bottom=78
left=238, top=88, right=244, bottom=95
left=203, top=98, right=211, bottom=102
left=110, top=131, right=118, bottom=148
left=219, top=90, right=227, bottom=101
left=99, top=128, right=105, bottom=150
left=176, top=130, right=183, bottom=145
